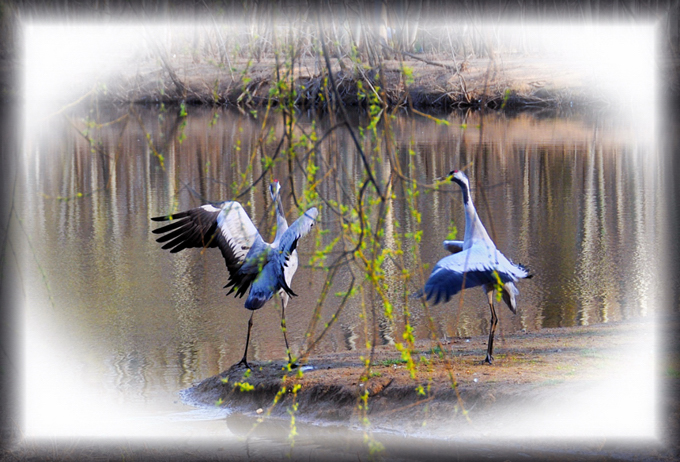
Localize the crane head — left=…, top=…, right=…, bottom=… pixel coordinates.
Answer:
left=448, top=169, right=469, bottom=188
left=269, top=179, right=281, bottom=200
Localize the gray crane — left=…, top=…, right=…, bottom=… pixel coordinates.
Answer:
left=422, top=170, right=532, bottom=364
left=151, top=181, right=318, bottom=369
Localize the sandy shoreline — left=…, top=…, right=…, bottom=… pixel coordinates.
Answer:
left=181, top=316, right=659, bottom=441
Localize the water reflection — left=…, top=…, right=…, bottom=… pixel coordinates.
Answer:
left=18, top=104, right=663, bottom=409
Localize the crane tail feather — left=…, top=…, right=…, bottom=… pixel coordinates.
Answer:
left=244, top=291, right=270, bottom=310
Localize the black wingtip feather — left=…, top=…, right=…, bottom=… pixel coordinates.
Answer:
left=160, top=241, right=176, bottom=251
left=517, top=263, right=532, bottom=279
left=152, top=219, right=189, bottom=234
left=151, top=211, right=191, bottom=222
left=155, top=225, right=191, bottom=242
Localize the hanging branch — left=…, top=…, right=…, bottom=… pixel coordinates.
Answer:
left=315, top=9, right=384, bottom=200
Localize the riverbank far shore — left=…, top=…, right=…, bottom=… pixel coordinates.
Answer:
left=103, top=53, right=607, bottom=112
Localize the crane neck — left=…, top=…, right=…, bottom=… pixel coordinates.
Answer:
left=273, top=193, right=288, bottom=244
left=461, top=185, right=493, bottom=246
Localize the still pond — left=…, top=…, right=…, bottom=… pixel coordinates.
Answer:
left=15, top=104, right=664, bottom=439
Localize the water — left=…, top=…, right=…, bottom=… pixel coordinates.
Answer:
left=14, top=104, right=665, bottom=440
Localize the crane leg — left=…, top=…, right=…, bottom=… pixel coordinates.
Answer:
left=484, top=291, right=498, bottom=365
left=281, top=296, right=298, bottom=368
left=236, top=311, right=255, bottom=369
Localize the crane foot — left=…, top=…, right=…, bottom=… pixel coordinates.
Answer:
left=235, top=358, right=251, bottom=369
left=483, top=354, right=494, bottom=365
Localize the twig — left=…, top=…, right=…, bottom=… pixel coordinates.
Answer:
left=142, top=26, right=186, bottom=98
left=236, top=133, right=286, bottom=199
left=446, top=26, right=471, bottom=103
left=379, top=42, right=459, bottom=72
left=316, top=10, right=384, bottom=200
left=201, top=0, right=234, bottom=81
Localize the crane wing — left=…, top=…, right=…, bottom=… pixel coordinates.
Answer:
left=423, top=245, right=524, bottom=305
left=151, top=204, right=223, bottom=252
left=231, top=207, right=316, bottom=309
left=215, top=201, right=261, bottom=263
left=151, top=201, right=260, bottom=281
left=244, top=206, right=318, bottom=301
left=277, top=207, right=319, bottom=257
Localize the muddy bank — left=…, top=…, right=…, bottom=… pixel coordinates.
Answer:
left=181, top=316, right=660, bottom=440
left=103, top=54, right=604, bottom=112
